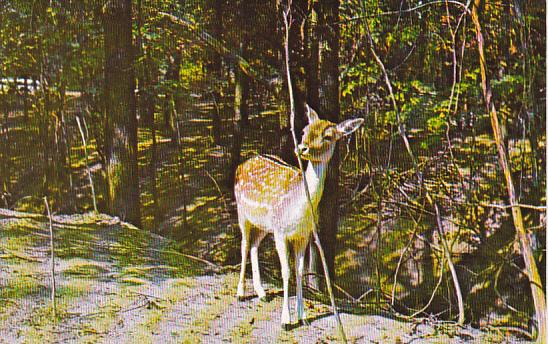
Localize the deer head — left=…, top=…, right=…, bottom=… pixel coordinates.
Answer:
left=297, top=105, right=364, bottom=163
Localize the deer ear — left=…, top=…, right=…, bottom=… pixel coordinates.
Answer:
left=336, top=118, right=364, bottom=136
left=305, top=104, right=320, bottom=123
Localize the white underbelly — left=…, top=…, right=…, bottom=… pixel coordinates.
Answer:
left=237, top=192, right=316, bottom=241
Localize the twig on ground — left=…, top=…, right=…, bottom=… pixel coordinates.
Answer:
left=391, top=225, right=419, bottom=305
left=485, top=325, right=533, bottom=341
left=479, top=203, right=546, bottom=211
left=120, top=301, right=152, bottom=313
left=409, top=256, right=446, bottom=319
left=304, top=272, right=358, bottom=303
left=154, top=248, right=221, bottom=271
left=493, top=260, right=531, bottom=319
left=1, top=248, right=43, bottom=262
left=356, top=289, right=375, bottom=303
left=127, top=291, right=170, bottom=302
left=391, top=200, right=428, bottom=305
left=0, top=298, right=18, bottom=305
left=44, top=197, right=57, bottom=320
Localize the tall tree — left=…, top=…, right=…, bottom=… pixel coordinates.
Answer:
left=227, top=0, right=251, bottom=187
left=280, top=0, right=308, bottom=164
left=308, top=0, right=341, bottom=282
left=103, top=0, right=141, bottom=226
left=207, top=0, right=224, bottom=146
left=163, top=50, right=181, bottom=144
left=471, top=1, right=546, bottom=341
left=305, top=2, right=320, bottom=110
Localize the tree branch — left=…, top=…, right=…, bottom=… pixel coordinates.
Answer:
left=363, top=15, right=465, bottom=325
left=283, top=2, right=348, bottom=342
left=44, top=197, right=57, bottom=320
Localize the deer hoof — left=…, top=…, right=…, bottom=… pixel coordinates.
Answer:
left=237, top=295, right=245, bottom=302
left=281, top=323, right=291, bottom=331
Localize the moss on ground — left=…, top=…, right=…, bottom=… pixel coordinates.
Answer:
left=0, top=210, right=206, bottom=342
left=178, top=274, right=237, bottom=342
left=62, top=259, right=110, bottom=277
left=122, top=277, right=196, bottom=342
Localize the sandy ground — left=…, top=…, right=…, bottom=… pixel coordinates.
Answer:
left=0, top=210, right=528, bottom=343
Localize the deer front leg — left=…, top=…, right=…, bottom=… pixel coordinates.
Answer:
left=250, top=230, right=267, bottom=300
left=274, top=233, right=291, bottom=329
left=295, top=242, right=307, bottom=325
left=237, top=220, right=251, bottom=300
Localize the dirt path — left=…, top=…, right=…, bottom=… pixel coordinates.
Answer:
left=0, top=210, right=527, bottom=343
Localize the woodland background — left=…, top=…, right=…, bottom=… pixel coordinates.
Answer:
left=0, top=0, right=546, bottom=340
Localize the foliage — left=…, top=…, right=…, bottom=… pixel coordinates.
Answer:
left=0, top=0, right=545, bottom=334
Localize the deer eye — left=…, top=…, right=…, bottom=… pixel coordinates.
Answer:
left=323, top=129, right=336, bottom=141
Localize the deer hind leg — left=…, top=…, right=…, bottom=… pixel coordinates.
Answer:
left=237, top=218, right=251, bottom=300
left=308, top=241, right=320, bottom=289
left=250, top=229, right=267, bottom=300
left=274, top=233, right=291, bottom=329
left=294, top=239, right=308, bottom=324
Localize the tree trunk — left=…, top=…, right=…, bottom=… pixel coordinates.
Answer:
left=471, top=2, right=546, bottom=341
left=0, top=98, right=10, bottom=207
left=211, top=91, right=223, bottom=146
left=314, top=0, right=341, bottom=283
left=305, top=1, right=321, bottom=289
left=164, top=52, right=181, bottom=144
left=228, top=0, right=251, bottom=188
left=148, top=94, right=160, bottom=228
left=145, top=74, right=160, bottom=227
left=175, top=121, right=189, bottom=237
left=306, top=2, right=320, bottom=110
left=39, top=57, right=52, bottom=200
left=228, top=54, right=249, bottom=188
left=209, top=0, right=224, bottom=146
left=280, top=0, right=308, bottom=164
left=103, top=0, right=141, bottom=226
left=22, top=77, right=29, bottom=122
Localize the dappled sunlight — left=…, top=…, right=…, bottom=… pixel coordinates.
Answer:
left=0, top=0, right=544, bottom=341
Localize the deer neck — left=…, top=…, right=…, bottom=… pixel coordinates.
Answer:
left=304, top=159, right=329, bottom=206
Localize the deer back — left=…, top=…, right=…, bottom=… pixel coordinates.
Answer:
left=234, top=155, right=313, bottom=234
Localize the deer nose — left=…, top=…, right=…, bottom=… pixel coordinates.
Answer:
left=297, top=144, right=309, bottom=155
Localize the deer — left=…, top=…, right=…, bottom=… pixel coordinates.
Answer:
left=234, top=105, right=363, bottom=329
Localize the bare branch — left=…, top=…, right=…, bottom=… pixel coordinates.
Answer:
left=339, top=0, right=471, bottom=24
left=363, top=14, right=465, bottom=325
left=283, top=2, right=348, bottom=342
left=44, top=197, right=57, bottom=320
left=471, top=2, right=546, bottom=340
left=76, top=115, right=98, bottom=213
